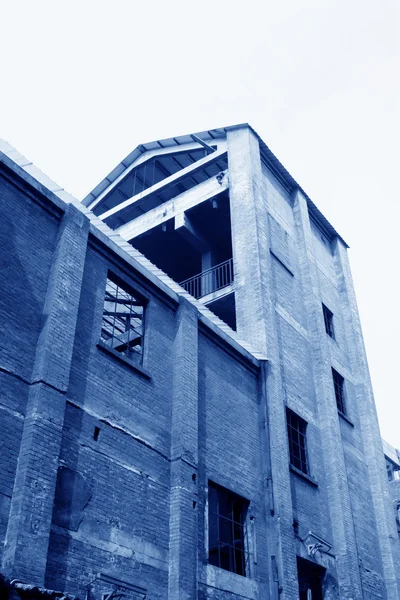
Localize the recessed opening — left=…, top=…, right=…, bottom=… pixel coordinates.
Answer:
left=93, top=426, right=100, bottom=441
left=192, top=473, right=197, bottom=481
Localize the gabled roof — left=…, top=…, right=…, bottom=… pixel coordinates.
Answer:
left=82, top=122, right=348, bottom=247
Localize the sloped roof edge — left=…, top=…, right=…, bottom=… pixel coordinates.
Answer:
left=0, top=138, right=267, bottom=366
left=82, top=122, right=348, bottom=248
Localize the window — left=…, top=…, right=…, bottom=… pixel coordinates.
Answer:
left=286, top=409, right=309, bottom=475
left=100, top=276, right=145, bottom=363
left=332, top=368, right=346, bottom=414
left=386, top=457, right=400, bottom=482
left=208, top=482, right=249, bottom=577
left=322, top=304, right=335, bottom=339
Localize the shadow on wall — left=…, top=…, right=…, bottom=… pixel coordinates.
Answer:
left=0, top=203, right=51, bottom=378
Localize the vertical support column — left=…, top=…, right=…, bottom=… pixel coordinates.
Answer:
left=2, top=204, right=89, bottom=585
left=168, top=298, right=199, bottom=600
left=227, top=127, right=299, bottom=600
left=293, top=190, right=363, bottom=598
left=334, top=239, right=400, bottom=600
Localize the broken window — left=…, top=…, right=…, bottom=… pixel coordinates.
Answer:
left=100, top=275, right=145, bottom=363
left=208, top=481, right=249, bottom=577
left=287, top=408, right=309, bottom=475
left=322, top=304, right=335, bottom=339
left=332, top=368, right=346, bottom=415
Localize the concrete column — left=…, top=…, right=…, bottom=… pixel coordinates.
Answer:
left=168, top=298, right=199, bottom=600
left=227, top=127, right=299, bottom=599
left=293, top=190, right=363, bottom=599
left=334, top=238, right=400, bottom=600
left=2, top=204, right=89, bottom=585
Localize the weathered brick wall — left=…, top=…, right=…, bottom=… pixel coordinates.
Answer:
left=44, top=245, right=177, bottom=599
left=0, top=164, right=59, bottom=563
left=198, top=330, right=268, bottom=599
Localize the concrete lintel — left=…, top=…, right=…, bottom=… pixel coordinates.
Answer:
left=115, top=172, right=228, bottom=241
left=175, top=212, right=208, bottom=253
left=101, top=148, right=227, bottom=222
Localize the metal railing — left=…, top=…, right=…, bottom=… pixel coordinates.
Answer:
left=179, top=258, right=234, bottom=300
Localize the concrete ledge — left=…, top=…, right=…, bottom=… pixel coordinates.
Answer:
left=97, top=341, right=151, bottom=380
left=201, top=564, right=258, bottom=599
left=289, top=465, right=319, bottom=487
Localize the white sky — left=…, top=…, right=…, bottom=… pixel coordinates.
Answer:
left=1, top=1, right=399, bottom=446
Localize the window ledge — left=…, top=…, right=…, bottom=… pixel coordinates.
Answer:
left=289, top=465, right=318, bottom=487
left=97, top=341, right=151, bottom=379
left=338, top=411, right=354, bottom=427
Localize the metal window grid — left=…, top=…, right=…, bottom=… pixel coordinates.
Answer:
left=101, top=277, right=144, bottom=362
left=287, top=409, right=309, bottom=475
left=208, top=483, right=249, bottom=577
left=322, top=304, right=335, bottom=339
left=332, top=368, right=346, bottom=414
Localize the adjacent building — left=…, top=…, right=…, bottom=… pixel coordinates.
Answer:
left=0, top=124, right=399, bottom=599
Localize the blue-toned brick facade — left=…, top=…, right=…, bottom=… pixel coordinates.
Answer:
left=0, top=124, right=399, bottom=600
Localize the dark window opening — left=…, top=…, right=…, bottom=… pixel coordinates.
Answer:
left=100, top=276, right=145, bottom=363
left=332, top=368, right=346, bottom=415
left=297, top=557, right=325, bottom=600
left=287, top=408, right=309, bottom=475
left=93, top=426, right=100, bottom=441
left=386, top=457, right=400, bottom=482
left=322, top=304, right=335, bottom=339
left=208, top=481, right=249, bottom=577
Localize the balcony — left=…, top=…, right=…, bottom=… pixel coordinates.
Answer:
left=179, top=258, right=234, bottom=300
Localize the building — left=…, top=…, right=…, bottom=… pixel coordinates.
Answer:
left=0, top=124, right=399, bottom=600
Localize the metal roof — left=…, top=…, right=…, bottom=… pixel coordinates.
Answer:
left=82, top=123, right=348, bottom=247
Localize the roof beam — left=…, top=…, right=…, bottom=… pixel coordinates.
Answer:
left=87, top=141, right=227, bottom=211
left=190, top=134, right=216, bottom=154
left=114, top=170, right=228, bottom=241
left=175, top=212, right=209, bottom=253
left=100, top=149, right=227, bottom=223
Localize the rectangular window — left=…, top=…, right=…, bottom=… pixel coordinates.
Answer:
left=332, top=368, right=346, bottom=414
left=208, top=482, right=249, bottom=577
left=100, top=276, right=145, bottom=363
left=322, top=304, right=335, bottom=339
left=287, top=408, right=309, bottom=475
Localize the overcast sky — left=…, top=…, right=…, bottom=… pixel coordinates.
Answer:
left=1, top=1, right=399, bottom=446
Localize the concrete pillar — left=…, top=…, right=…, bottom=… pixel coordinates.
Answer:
left=2, top=204, right=89, bottom=584
left=227, top=127, right=299, bottom=599
left=334, top=238, right=400, bottom=600
left=292, top=190, right=363, bottom=599
left=168, top=298, right=199, bottom=600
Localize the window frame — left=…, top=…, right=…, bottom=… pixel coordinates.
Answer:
left=207, top=481, right=250, bottom=577
left=286, top=408, right=310, bottom=476
left=332, top=368, right=346, bottom=415
left=100, top=273, right=147, bottom=367
left=322, top=303, right=335, bottom=339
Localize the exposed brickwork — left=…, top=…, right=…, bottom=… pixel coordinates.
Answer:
left=1, top=124, right=399, bottom=600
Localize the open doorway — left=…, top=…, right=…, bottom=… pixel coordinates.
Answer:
left=297, top=557, right=326, bottom=599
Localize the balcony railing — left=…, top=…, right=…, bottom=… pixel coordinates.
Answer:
left=179, top=258, right=234, bottom=300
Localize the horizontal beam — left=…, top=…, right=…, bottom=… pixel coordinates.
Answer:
left=115, top=170, right=228, bottom=241
left=202, top=283, right=235, bottom=305
left=100, top=148, right=227, bottom=222
left=175, top=212, right=209, bottom=253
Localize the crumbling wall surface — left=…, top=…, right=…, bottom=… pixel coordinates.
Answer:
left=44, top=245, right=176, bottom=599
left=0, top=166, right=59, bottom=564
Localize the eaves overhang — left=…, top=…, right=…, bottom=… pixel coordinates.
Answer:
left=82, top=123, right=349, bottom=248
